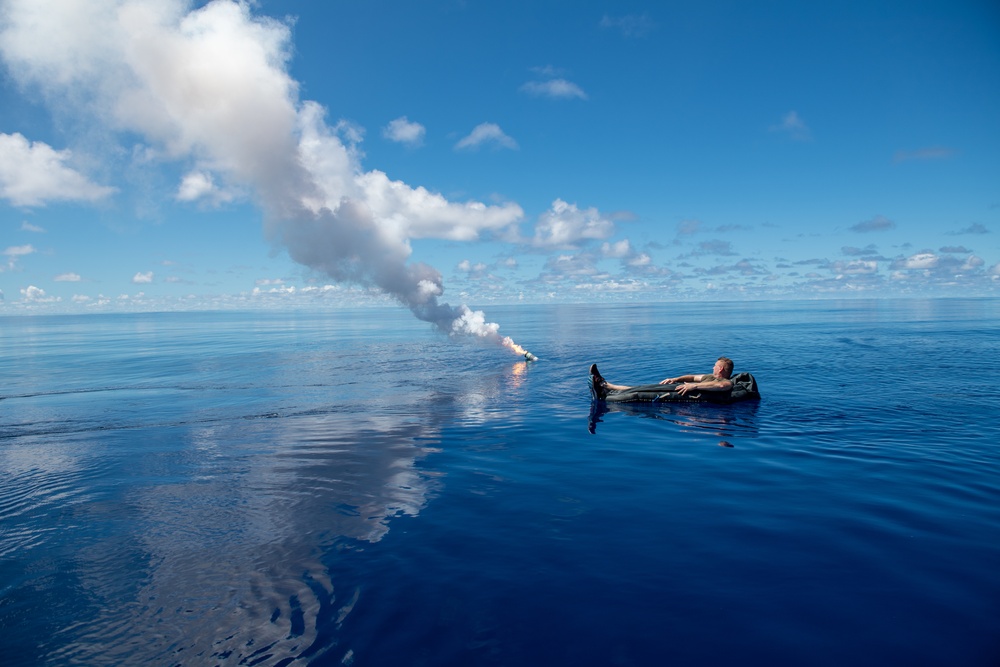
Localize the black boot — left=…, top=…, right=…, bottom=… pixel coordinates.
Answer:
left=589, top=364, right=608, bottom=400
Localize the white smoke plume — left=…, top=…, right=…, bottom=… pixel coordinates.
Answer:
left=0, top=0, right=528, bottom=348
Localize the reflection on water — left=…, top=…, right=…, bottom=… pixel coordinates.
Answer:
left=508, top=360, right=529, bottom=387
left=36, top=403, right=451, bottom=665
left=588, top=399, right=760, bottom=442
left=0, top=316, right=514, bottom=665
left=0, top=336, right=543, bottom=665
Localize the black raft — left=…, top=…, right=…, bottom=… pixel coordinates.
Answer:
left=589, top=371, right=761, bottom=404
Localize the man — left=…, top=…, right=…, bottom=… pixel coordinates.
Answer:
left=589, top=357, right=735, bottom=400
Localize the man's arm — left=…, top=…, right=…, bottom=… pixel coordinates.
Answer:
left=675, top=378, right=734, bottom=395
left=660, top=373, right=699, bottom=384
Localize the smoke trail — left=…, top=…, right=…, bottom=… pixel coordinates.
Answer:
left=0, top=0, right=531, bottom=352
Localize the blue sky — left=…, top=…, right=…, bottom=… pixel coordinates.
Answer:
left=1, top=0, right=998, bottom=320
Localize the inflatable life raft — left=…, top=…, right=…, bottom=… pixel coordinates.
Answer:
left=589, top=372, right=760, bottom=404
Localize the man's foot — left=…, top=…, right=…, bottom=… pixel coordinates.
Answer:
left=589, top=364, right=607, bottom=400
left=590, top=363, right=605, bottom=382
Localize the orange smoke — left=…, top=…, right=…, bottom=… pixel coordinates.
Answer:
left=501, top=336, right=527, bottom=356
left=500, top=336, right=538, bottom=361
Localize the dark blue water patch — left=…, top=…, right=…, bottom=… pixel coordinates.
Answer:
left=320, top=429, right=1000, bottom=666
left=2, top=301, right=1000, bottom=666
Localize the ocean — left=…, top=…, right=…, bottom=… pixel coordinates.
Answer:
left=2, top=300, right=999, bottom=666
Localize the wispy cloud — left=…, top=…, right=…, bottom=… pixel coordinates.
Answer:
left=893, top=146, right=955, bottom=163
left=676, top=219, right=752, bottom=237
left=677, top=219, right=703, bottom=235
left=830, top=259, right=878, bottom=275
left=682, top=240, right=738, bottom=257
left=132, top=271, right=154, bottom=284
left=539, top=252, right=602, bottom=281
left=3, top=244, right=35, bottom=258
left=698, top=240, right=738, bottom=256
left=2, top=243, right=35, bottom=271
left=383, top=116, right=426, bottom=146
left=948, top=223, right=989, bottom=235
left=850, top=215, right=895, bottom=233
left=769, top=111, right=811, bottom=141
left=600, top=13, right=657, bottom=38
left=20, top=221, right=45, bottom=232
left=842, top=244, right=880, bottom=256
left=455, top=123, right=518, bottom=151
left=697, top=259, right=768, bottom=276
left=520, top=78, right=587, bottom=100
left=54, top=272, right=82, bottom=281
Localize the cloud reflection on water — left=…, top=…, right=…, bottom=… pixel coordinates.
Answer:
left=48, top=391, right=465, bottom=665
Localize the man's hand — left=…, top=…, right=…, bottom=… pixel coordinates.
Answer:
left=660, top=377, right=680, bottom=385
left=676, top=383, right=697, bottom=395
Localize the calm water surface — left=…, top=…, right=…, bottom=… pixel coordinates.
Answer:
left=1, top=300, right=999, bottom=666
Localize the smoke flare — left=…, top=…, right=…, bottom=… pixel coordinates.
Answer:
left=0, top=0, right=531, bottom=355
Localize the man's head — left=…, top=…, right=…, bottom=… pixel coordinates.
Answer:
left=714, top=356, right=734, bottom=378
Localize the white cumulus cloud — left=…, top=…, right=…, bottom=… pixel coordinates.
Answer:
left=382, top=116, right=426, bottom=146
left=20, top=285, right=60, bottom=303
left=456, top=259, right=488, bottom=279
left=900, top=252, right=938, bottom=270
left=601, top=239, right=632, bottom=258
left=176, top=170, right=235, bottom=204
left=532, top=199, right=615, bottom=248
left=132, top=271, right=154, bottom=283
left=0, top=132, right=115, bottom=206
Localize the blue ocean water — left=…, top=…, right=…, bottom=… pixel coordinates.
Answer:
left=1, top=300, right=999, bottom=666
